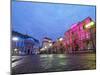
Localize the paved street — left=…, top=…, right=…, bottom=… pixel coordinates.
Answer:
left=12, top=53, right=96, bottom=75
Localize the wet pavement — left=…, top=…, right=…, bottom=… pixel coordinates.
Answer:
left=11, top=53, right=96, bottom=75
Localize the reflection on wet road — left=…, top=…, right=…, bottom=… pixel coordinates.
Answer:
left=12, top=53, right=96, bottom=74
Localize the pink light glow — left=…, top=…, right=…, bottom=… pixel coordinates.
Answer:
left=71, top=23, right=78, bottom=29
left=84, top=17, right=91, bottom=24
left=63, top=17, right=95, bottom=53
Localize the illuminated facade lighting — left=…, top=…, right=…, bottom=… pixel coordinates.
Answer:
left=85, top=21, right=95, bottom=28
left=64, top=17, right=96, bottom=53
left=59, top=38, right=63, bottom=41
left=14, top=48, right=18, bottom=51
left=12, top=37, right=19, bottom=41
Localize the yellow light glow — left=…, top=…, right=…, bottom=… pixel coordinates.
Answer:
left=85, top=21, right=95, bottom=28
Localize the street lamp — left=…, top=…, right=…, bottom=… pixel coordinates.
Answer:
left=44, top=46, right=47, bottom=49
left=49, top=43, right=52, bottom=47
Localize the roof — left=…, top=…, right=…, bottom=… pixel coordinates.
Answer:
left=12, top=31, right=39, bottom=43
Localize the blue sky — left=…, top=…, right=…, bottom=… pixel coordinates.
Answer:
left=12, top=1, right=96, bottom=41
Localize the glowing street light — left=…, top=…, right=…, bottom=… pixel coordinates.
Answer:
left=59, top=38, right=63, bottom=41
left=12, top=37, right=19, bottom=41
left=14, top=48, right=18, bottom=51
left=44, top=46, right=47, bottom=49
left=49, top=43, right=52, bottom=47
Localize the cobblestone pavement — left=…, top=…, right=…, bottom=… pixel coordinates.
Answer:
left=11, top=53, right=96, bottom=75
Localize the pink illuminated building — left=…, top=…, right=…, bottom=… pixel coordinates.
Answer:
left=64, top=17, right=96, bottom=53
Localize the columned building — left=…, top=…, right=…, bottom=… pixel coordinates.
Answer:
left=40, top=37, right=53, bottom=54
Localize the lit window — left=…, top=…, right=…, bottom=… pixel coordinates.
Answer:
left=86, top=33, right=89, bottom=38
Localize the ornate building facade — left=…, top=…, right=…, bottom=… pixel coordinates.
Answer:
left=64, top=17, right=96, bottom=53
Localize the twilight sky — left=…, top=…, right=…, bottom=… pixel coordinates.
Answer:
left=12, top=1, right=96, bottom=41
